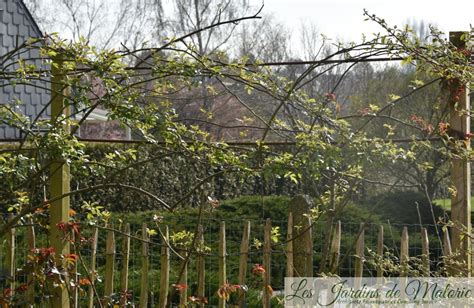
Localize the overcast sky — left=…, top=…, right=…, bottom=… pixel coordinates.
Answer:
left=249, top=0, right=473, bottom=43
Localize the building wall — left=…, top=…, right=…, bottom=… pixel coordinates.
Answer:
left=0, top=0, right=50, bottom=139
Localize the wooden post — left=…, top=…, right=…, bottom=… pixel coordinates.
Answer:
left=104, top=230, right=115, bottom=305
left=444, top=228, right=455, bottom=275
left=71, top=233, right=78, bottom=308
left=88, top=227, right=98, bottom=308
left=197, top=225, right=205, bottom=307
left=49, top=57, right=71, bottom=308
left=400, top=227, right=409, bottom=277
left=354, top=223, right=365, bottom=278
left=376, top=225, right=384, bottom=278
left=120, top=224, right=130, bottom=307
left=218, top=221, right=226, bottom=308
left=449, top=31, right=471, bottom=275
left=263, top=219, right=272, bottom=308
left=140, top=224, right=149, bottom=307
left=329, top=220, right=341, bottom=274
left=303, top=216, right=313, bottom=277
left=320, top=182, right=336, bottom=273
left=286, top=213, right=294, bottom=277
left=27, top=221, right=36, bottom=304
left=288, top=195, right=313, bottom=277
left=421, top=227, right=430, bottom=276
left=6, top=214, right=15, bottom=296
left=443, top=228, right=453, bottom=257
left=178, top=254, right=187, bottom=307
left=238, top=221, right=250, bottom=307
left=159, top=226, right=170, bottom=308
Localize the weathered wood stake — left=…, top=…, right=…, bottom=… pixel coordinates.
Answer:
left=218, top=221, right=226, bottom=308
left=263, top=219, right=272, bottom=308
left=286, top=213, right=294, bottom=277
left=400, top=227, right=409, bottom=277
left=238, top=221, right=250, bottom=307
left=159, top=226, right=170, bottom=308
left=329, top=220, right=341, bottom=274
left=140, top=223, right=149, bottom=307
left=197, top=225, right=205, bottom=307
left=88, top=227, right=98, bottom=308
left=421, top=227, right=430, bottom=276
left=104, top=230, right=115, bottom=305
left=354, top=223, right=365, bottom=278
left=120, top=223, right=130, bottom=307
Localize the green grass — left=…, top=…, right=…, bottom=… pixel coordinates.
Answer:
left=433, top=197, right=474, bottom=212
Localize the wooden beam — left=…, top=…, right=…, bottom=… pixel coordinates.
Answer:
left=449, top=31, right=471, bottom=275
left=49, top=58, right=70, bottom=308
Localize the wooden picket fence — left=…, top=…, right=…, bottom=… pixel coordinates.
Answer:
left=1, top=213, right=453, bottom=307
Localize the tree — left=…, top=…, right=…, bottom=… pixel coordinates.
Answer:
left=1, top=6, right=473, bottom=304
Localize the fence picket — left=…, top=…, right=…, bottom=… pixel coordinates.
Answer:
left=421, top=227, right=430, bottom=276
left=27, top=221, right=36, bottom=304
left=238, top=221, right=251, bottom=308
left=377, top=225, right=384, bottom=278
left=303, top=216, right=313, bottom=277
left=104, top=229, right=115, bottom=305
left=286, top=213, right=294, bottom=278
left=120, top=223, right=130, bottom=306
left=263, top=219, right=272, bottom=308
left=197, top=224, right=205, bottom=307
left=354, top=223, right=365, bottom=277
left=218, top=221, right=226, bottom=308
left=6, top=214, right=15, bottom=296
left=159, top=225, right=170, bottom=308
left=443, top=228, right=452, bottom=256
left=178, top=253, right=188, bottom=307
left=400, top=227, right=409, bottom=277
left=329, top=220, right=341, bottom=274
left=140, top=223, right=149, bottom=307
left=88, top=227, right=98, bottom=308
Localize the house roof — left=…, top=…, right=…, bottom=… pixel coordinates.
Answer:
left=18, top=0, right=43, bottom=37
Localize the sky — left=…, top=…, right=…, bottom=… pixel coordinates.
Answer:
left=249, top=0, right=473, bottom=43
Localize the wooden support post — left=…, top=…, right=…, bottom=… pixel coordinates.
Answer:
left=49, top=57, right=70, bottom=308
left=159, top=226, right=170, bottom=308
left=238, top=221, right=250, bottom=308
left=449, top=31, right=471, bottom=275
left=88, top=227, right=98, bottom=308
left=218, top=221, right=226, bottom=308
left=303, top=216, right=313, bottom=277
left=288, top=195, right=313, bottom=277
left=197, top=225, right=205, bottom=307
left=376, top=225, right=384, bottom=278
left=120, top=224, right=130, bottom=307
left=329, top=220, right=341, bottom=274
left=140, top=223, right=149, bottom=307
left=400, top=227, right=409, bottom=277
left=263, top=219, right=272, bottom=308
left=421, top=227, right=430, bottom=276
left=27, top=221, right=36, bottom=304
left=104, top=230, right=116, bottom=305
left=6, top=214, right=15, bottom=296
left=354, top=223, right=365, bottom=278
